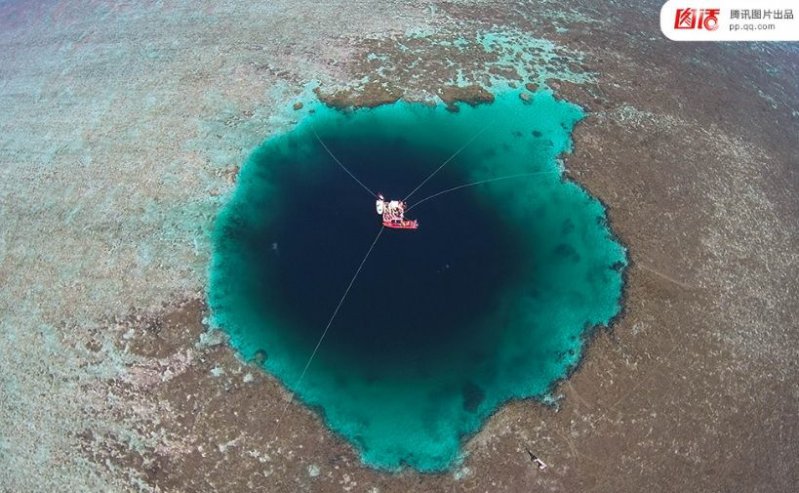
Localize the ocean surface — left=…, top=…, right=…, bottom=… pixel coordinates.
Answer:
left=208, top=89, right=627, bottom=471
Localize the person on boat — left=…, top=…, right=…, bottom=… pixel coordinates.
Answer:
left=375, top=194, right=418, bottom=230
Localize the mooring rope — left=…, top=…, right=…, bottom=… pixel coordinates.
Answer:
left=402, top=120, right=493, bottom=202
left=407, top=170, right=560, bottom=212
left=313, top=128, right=378, bottom=198
left=271, top=226, right=385, bottom=438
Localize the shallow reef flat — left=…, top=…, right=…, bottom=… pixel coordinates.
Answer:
left=0, top=1, right=797, bottom=492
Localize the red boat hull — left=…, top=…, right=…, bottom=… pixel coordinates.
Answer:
left=383, top=219, right=419, bottom=230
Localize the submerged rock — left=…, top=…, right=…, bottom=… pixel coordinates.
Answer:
left=436, top=84, right=495, bottom=112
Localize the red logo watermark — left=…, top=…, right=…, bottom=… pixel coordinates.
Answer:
left=674, top=8, right=721, bottom=30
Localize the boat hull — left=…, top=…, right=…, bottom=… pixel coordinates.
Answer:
left=383, top=219, right=419, bottom=230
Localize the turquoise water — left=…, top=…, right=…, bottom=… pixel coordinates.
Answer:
left=208, top=90, right=626, bottom=471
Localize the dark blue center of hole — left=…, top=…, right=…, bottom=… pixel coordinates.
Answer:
left=250, top=134, right=524, bottom=371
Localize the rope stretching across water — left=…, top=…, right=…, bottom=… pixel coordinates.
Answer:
left=271, top=226, right=385, bottom=438
left=402, top=121, right=493, bottom=202
left=407, top=170, right=560, bottom=212
left=313, top=128, right=378, bottom=198
left=314, top=117, right=494, bottom=204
